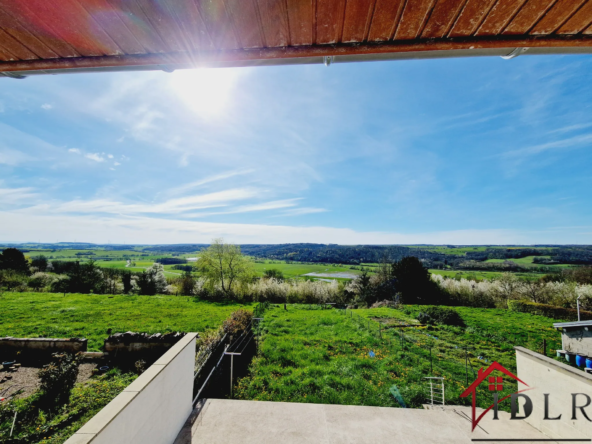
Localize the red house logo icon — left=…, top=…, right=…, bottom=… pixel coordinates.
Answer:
left=460, top=361, right=530, bottom=431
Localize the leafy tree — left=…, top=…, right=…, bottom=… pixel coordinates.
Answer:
left=136, top=263, right=168, bottom=295
left=263, top=269, right=285, bottom=282
left=196, top=238, right=253, bottom=296
left=391, top=256, right=444, bottom=305
left=31, top=255, right=48, bottom=272
left=350, top=271, right=375, bottom=306
left=0, top=248, right=30, bottom=275
left=180, top=271, right=196, bottom=295
left=65, top=260, right=105, bottom=294
left=122, top=270, right=133, bottom=294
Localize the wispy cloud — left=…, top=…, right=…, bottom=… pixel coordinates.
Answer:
left=85, top=153, right=105, bottom=163
left=501, top=133, right=592, bottom=159
left=279, top=207, right=328, bottom=217
left=185, top=198, right=303, bottom=218
left=0, top=148, right=33, bottom=166
left=0, top=210, right=546, bottom=244
left=168, top=169, right=255, bottom=196
left=68, top=148, right=81, bottom=154
left=41, top=103, right=52, bottom=110
left=0, top=187, right=37, bottom=205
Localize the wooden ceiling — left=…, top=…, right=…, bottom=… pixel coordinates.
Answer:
left=1, top=0, right=592, bottom=75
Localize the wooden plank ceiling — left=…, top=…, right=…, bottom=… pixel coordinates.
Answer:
left=1, top=0, right=592, bottom=74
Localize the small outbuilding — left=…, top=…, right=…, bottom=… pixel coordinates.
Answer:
left=554, top=320, right=592, bottom=369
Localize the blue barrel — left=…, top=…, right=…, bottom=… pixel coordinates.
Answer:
left=576, top=355, right=586, bottom=367
left=586, top=358, right=592, bottom=369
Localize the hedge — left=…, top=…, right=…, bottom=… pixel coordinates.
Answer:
left=508, top=300, right=592, bottom=321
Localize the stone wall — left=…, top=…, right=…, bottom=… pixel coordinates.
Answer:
left=0, top=337, right=87, bottom=360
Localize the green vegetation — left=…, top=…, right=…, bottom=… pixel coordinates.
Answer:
left=236, top=304, right=561, bottom=410
left=0, top=369, right=137, bottom=444
left=251, top=260, right=361, bottom=279
left=0, top=292, right=254, bottom=350
left=507, top=299, right=592, bottom=321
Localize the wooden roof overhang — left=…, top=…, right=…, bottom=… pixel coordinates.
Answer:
left=1, top=0, right=592, bottom=78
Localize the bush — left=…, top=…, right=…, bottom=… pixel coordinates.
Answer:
left=223, top=309, right=253, bottom=335
left=38, top=352, right=81, bottom=409
left=508, top=300, right=592, bottom=321
left=416, top=306, right=465, bottom=327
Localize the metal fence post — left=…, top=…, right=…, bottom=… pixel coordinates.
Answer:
left=230, top=354, right=234, bottom=398
left=465, top=347, right=468, bottom=385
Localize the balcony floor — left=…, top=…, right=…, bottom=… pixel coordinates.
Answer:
left=174, top=399, right=556, bottom=444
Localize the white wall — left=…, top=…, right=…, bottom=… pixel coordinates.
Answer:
left=65, top=333, right=197, bottom=444
left=516, top=346, right=592, bottom=439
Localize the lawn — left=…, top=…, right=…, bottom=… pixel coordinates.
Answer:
left=235, top=304, right=563, bottom=411
left=0, top=292, right=254, bottom=351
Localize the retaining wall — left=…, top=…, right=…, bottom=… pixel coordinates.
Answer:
left=0, top=337, right=87, bottom=359
left=65, top=333, right=197, bottom=444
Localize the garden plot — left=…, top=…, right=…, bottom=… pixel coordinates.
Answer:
left=236, top=305, right=563, bottom=411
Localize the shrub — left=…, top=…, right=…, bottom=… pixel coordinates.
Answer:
left=416, top=306, right=465, bottom=327
left=38, top=352, right=81, bottom=408
left=223, top=309, right=253, bottom=335
left=507, top=300, right=592, bottom=321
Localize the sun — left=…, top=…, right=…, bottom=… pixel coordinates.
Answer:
left=168, top=68, right=240, bottom=119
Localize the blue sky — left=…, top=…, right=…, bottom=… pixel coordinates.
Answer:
left=1, top=54, right=592, bottom=245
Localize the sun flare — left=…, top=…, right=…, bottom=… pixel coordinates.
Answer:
left=168, top=68, right=240, bottom=119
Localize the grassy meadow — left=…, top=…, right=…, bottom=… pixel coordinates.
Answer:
left=250, top=260, right=361, bottom=279
left=235, top=304, right=562, bottom=410
left=0, top=292, right=253, bottom=350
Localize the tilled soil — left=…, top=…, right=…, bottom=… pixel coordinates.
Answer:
left=0, top=363, right=97, bottom=400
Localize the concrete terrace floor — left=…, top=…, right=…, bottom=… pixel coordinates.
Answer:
left=174, top=400, right=557, bottom=444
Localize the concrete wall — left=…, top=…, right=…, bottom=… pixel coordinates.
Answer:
left=65, top=333, right=197, bottom=444
left=516, top=346, right=592, bottom=439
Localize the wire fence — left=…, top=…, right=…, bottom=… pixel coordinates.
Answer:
left=336, top=308, right=559, bottom=389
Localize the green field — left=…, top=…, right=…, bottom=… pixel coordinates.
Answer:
left=236, top=304, right=562, bottom=410
left=407, top=246, right=555, bottom=256
left=0, top=292, right=253, bottom=350
left=250, top=260, right=362, bottom=279
left=94, top=260, right=184, bottom=277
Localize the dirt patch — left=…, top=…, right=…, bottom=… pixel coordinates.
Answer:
left=0, top=363, right=96, bottom=400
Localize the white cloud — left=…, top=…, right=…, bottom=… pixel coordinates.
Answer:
left=114, top=161, right=121, bottom=166
left=68, top=148, right=81, bottom=154
left=107, top=154, right=114, bottom=159
left=85, top=153, right=105, bottom=162
left=41, top=103, right=53, bottom=110
left=185, top=198, right=302, bottom=218
left=0, top=187, right=37, bottom=205
left=2, top=210, right=578, bottom=244
left=167, top=169, right=255, bottom=196
left=20, top=188, right=258, bottom=217
left=279, top=207, right=328, bottom=216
